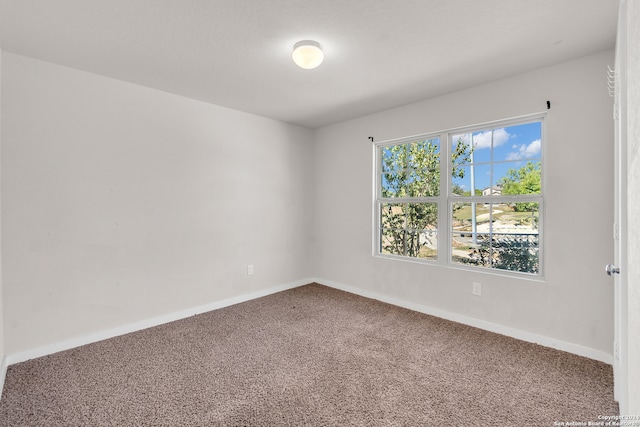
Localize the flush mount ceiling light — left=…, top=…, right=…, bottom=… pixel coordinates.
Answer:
left=292, top=40, right=324, bottom=69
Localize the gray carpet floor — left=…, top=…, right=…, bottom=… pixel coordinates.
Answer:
left=0, top=283, right=618, bottom=426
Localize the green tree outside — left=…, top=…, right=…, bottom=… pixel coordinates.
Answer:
left=499, top=161, right=541, bottom=212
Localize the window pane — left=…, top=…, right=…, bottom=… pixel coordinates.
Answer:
left=451, top=202, right=539, bottom=273
left=452, top=166, right=470, bottom=195
left=419, top=231, right=437, bottom=259
left=406, top=230, right=437, bottom=259
left=492, top=203, right=539, bottom=235
left=492, top=234, right=539, bottom=274
left=452, top=133, right=473, bottom=166
left=381, top=228, right=405, bottom=256
left=408, top=169, right=439, bottom=196
left=496, top=122, right=542, bottom=162
left=451, top=233, right=490, bottom=267
left=381, top=144, right=408, bottom=172
left=408, top=138, right=440, bottom=170
left=451, top=202, right=490, bottom=233
left=451, top=202, right=487, bottom=265
left=470, top=140, right=492, bottom=163
left=382, top=172, right=410, bottom=197
left=495, top=161, right=541, bottom=196
left=474, top=164, right=492, bottom=194
left=405, top=231, right=421, bottom=257
left=407, top=203, right=437, bottom=230
left=380, top=202, right=438, bottom=260
left=380, top=203, right=406, bottom=228
left=452, top=164, right=492, bottom=196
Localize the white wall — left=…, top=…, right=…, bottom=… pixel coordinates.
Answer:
left=1, top=53, right=314, bottom=355
left=313, top=50, right=616, bottom=357
left=625, top=0, right=640, bottom=415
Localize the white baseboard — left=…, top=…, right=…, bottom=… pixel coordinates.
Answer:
left=312, top=277, right=614, bottom=365
left=4, top=278, right=313, bottom=367
left=1, top=275, right=612, bottom=395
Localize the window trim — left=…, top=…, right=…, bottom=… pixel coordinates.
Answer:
left=374, top=134, right=444, bottom=261
left=373, top=112, right=546, bottom=279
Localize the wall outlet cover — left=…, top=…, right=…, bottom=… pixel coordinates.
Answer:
left=472, top=282, right=482, bottom=296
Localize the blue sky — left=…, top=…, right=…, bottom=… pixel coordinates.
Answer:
left=452, top=121, right=541, bottom=191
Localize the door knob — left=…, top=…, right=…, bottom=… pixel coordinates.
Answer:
left=605, top=264, right=620, bottom=276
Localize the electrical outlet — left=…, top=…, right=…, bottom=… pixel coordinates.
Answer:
left=247, top=265, right=254, bottom=276
left=472, top=282, right=482, bottom=296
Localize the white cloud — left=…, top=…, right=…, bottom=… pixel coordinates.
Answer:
left=452, top=128, right=511, bottom=150
left=472, top=128, right=510, bottom=149
left=507, top=139, right=541, bottom=160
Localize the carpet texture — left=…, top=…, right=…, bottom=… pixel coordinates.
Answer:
left=0, top=283, right=618, bottom=426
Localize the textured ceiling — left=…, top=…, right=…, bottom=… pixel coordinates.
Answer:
left=0, top=0, right=618, bottom=128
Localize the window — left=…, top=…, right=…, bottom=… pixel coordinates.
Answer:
left=375, top=115, right=544, bottom=276
left=379, top=138, right=441, bottom=260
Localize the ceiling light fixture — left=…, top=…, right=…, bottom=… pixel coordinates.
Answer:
left=292, top=40, right=324, bottom=70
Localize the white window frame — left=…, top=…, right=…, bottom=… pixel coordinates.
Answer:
left=374, top=135, right=443, bottom=261
left=373, top=112, right=546, bottom=279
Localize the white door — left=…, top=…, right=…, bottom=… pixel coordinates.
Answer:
left=610, top=0, right=628, bottom=412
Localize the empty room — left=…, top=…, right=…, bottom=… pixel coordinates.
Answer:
left=0, top=0, right=638, bottom=425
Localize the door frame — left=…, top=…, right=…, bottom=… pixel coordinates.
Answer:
left=612, top=0, right=628, bottom=412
